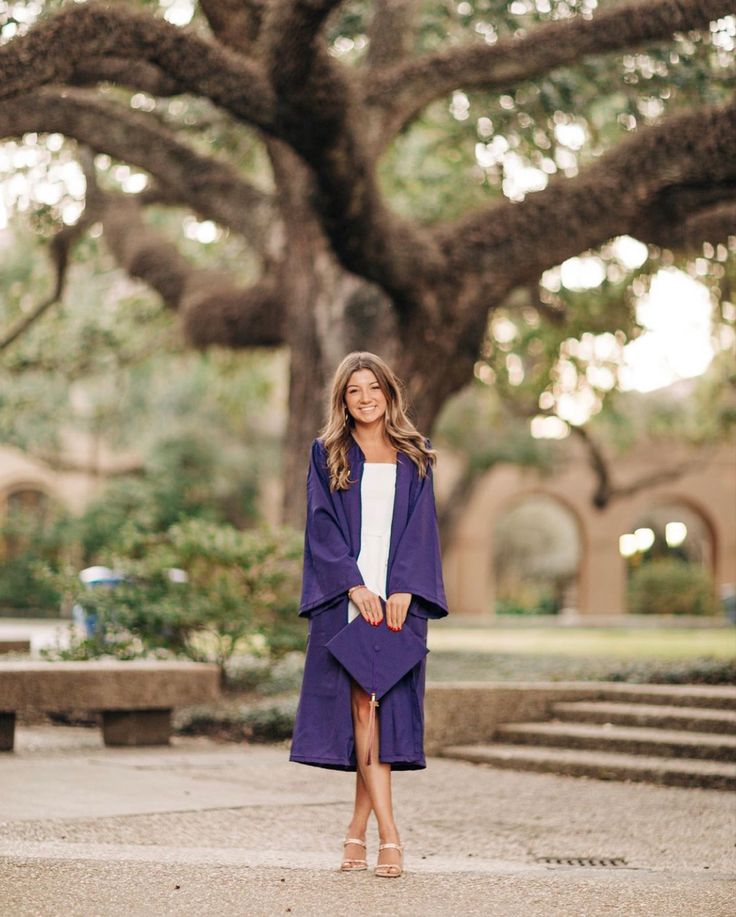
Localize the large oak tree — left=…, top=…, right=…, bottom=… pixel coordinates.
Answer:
left=0, top=0, right=734, bottom=522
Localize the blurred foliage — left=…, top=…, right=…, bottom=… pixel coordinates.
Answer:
left=435, top=375, right=559, bottom=473
left=627, top=558, right=719, bottom=616
left=0, top=220, right=279, bottom=458
left=496, top=593, right=559, bottom=615
left=0, top=217, right=284, bottom=614
left=40, top=518, right=304, bottom=670
left=0, top=508, right=68, bottom=612
left=0, top=425, right=275, bottom=612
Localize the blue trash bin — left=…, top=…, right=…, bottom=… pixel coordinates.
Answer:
left=73, top=566, right=126, bottom=638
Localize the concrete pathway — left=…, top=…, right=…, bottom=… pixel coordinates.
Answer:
left=0, top=726, right=733, bottom=916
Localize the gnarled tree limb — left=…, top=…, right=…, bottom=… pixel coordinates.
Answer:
left=366, top=0, right=419, bottom=71
left=259, top=0, right=445, bottom=314
left=71, top=57, right=184, bottom=96
left=364, top=0, right=736, bottom=146
left=91, top=189, right=285, bottom=348
left=438, top=96, right=736, bottom=310
left=199, top=0, right=266, bottom=54
left=0, top=88, right=274, bottom=253
left=0, top=2, right=274, bottom=128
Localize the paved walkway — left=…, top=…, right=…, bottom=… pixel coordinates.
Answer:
left=0, top=726, right=733, bottom=916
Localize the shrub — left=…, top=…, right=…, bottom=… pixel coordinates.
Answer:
left=40, top=518, right=304, bottom=672
left=0, top=512, right=68, bottom=614
left=627, top=558, right=718, bottom=616
left=495, top=592, right=558, bottom=615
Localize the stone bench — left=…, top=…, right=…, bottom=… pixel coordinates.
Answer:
left=0, top=660, right=220, bottom=751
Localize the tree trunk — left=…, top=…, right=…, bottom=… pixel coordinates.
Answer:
left=269, top=141, right=400, bottom=526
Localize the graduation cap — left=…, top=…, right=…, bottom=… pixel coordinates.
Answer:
left=326, top=601, right=429, bottom=765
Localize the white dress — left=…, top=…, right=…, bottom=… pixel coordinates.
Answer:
left=347, top=463, right=397, bottom=623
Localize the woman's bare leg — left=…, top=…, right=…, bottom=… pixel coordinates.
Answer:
left=349, top=679, right=402, bottom=870
left=349, top=768, right=372, bottom=834
left=343, top=768, right=372, bottom=865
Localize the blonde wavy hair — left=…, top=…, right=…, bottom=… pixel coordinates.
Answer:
left=318, top=351, right=436, bottom=491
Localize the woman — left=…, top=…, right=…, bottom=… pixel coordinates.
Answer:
left=289, top=351, right=449, bottom=878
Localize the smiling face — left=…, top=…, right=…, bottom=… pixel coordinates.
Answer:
left=344, top=368, right=389, bottom=428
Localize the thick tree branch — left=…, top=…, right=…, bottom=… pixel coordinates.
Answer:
left=678, top=202, right=736, bottom=247
left=70, top=57, right=184, bottom=96
left=0, top=2, right=274, bottom=129
left=2, top=1, right=441, bottom=314
left=637, top=185, right=736, bottom=248
left=200, top=0, right=266, bottom=52
left=365, top=0, right=735, bottom=144
left=388, top=95, right=736, bottom=398
left=92, top=191, right=285, bottom=348
left=438, top=96, right=736, bottom=313
left=366, top=0, right=419, bottom=70
left=0, top=88, right=274, bottom=253
left=260, top=0, right=445, bottom=315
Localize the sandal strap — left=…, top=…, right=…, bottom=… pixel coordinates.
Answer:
left=342, top=858, right=367, bottom=865
left=343, top=838, right=367, bottom=847
left=378, top=843, right=403, bottom=851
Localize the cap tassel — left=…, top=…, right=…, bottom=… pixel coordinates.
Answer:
left=365, top=692, right=379, bottom=766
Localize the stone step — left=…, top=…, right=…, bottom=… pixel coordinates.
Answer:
left=494, top=721, right=736, bottom=761
left=577, top=684, right=736, bottom=711
left=440, top=743, right=736, bottom=790
left=552, top=700, right=736, bottom=735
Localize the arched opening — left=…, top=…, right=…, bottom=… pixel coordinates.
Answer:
left=621, top=499, right=718, bottom=616
left=0, top=486, right=62, bottom=615
left=493, top=493, right=582, bottom=616
left=2, top=486, right=51, bottom=557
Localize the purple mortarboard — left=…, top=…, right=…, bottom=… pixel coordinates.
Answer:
left=326, top=600, right=429, bottom=765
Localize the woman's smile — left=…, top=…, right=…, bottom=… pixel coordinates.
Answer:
left=345, top=368, right=388, bottom=424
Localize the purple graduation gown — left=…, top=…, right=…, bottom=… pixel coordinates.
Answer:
left=289, top=434, right=449, bottom=771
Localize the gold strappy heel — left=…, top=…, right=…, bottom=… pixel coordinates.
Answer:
left=374, top=842, right=403, bottom=878
left=340, top=837, right=368, bottom=871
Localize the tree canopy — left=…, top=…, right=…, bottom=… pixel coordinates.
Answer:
left=0, top=0, right=734, bottom=521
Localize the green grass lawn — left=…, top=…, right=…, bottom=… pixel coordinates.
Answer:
left=428, top=626, right=735, bottom=660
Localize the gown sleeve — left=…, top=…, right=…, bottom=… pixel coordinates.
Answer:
left=386, top=438, right=449, bottom=619
left=298, top=438, right=365, bottom=617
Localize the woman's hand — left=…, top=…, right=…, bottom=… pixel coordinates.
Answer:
left=385, top=592, right=412, bottom=631
left=349, top=586, right=384, bottom=625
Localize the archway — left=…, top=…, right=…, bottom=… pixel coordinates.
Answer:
left=0, top=485, right=62, bottom=615
left=621, top=498, right=717, bottom=615
left=493, top=493, right=582, bottom=616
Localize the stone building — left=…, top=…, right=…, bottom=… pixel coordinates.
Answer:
left=440, top=436, right=735, bottom=618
